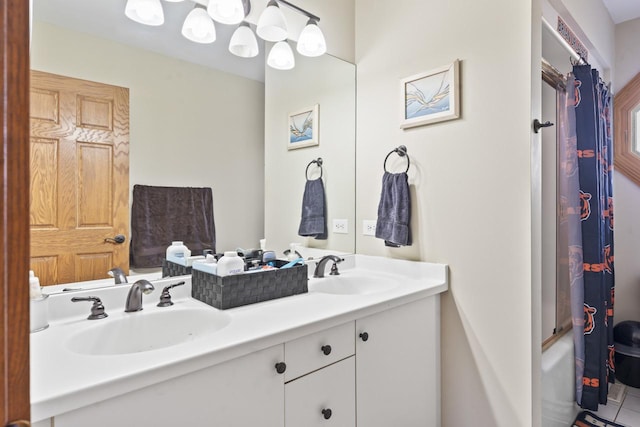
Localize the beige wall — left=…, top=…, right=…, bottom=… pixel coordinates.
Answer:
left=613, top=18, right=640, bottom=324
left=30, top=21, right=265, bottom=253
left=355, top=1, right=536, bottom=425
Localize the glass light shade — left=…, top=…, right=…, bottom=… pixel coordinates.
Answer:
left=182, top=7, right=216, bottom=43
left=267, top=41, right=295, bottom=70
left=229, top=23, right=259, bottom=58
left=256, top=0, right=287, bottom=42
left=125, top=0, right=164, bottom=26
left=207, top=0, right=245, bottom=25
left=297, top=20, right=326, bottom=57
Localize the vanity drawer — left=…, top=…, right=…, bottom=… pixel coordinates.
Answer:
left=285, top=356, right=356, bottom=427
left=285, top=321, right=355, bottom=381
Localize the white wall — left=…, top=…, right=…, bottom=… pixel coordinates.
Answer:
left=264, top=53, right=356, bottom=254
left=613, top=18, right=640, bottom=324
left=30, top=22, right=265, bottom=253
left=355, top=1, right=536, bottom=425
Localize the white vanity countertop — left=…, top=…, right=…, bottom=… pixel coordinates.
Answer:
left=31, top=254, right=448, bottom=421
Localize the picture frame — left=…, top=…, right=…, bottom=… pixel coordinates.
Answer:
left=400, top=60, right=460, bottom=129
left=288, top=104, right=319, bottom=150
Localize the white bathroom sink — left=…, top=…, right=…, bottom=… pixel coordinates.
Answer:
left=66, top=307, right=231, bottom=355
left=308, top=270, right=399, bottom=295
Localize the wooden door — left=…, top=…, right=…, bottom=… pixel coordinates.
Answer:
left=29, top=71, right=129, bottom=286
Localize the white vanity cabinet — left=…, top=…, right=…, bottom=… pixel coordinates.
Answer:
left=355, top=297, right=440, bottom=427
left=53, top=344, right=286, bottom=427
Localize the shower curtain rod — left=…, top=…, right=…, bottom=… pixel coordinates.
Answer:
left=542, top=17, right=586, bottom=65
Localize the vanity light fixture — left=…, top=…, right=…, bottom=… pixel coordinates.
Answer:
left=229, top=22, right=259, bottom=58
left=267, top=40, right=295, bottom=70
left=124, top=0, right=326, bottom=70
left=125, top=0, right=164, bottom=26
left=256, top=0, right=288, bottom=42
left=207, top=0, right=246, bottom=25
left=182, top=5, right=217, bottom=44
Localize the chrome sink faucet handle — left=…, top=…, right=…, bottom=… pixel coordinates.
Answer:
left=108, top=267, right=128, bottom=284
left=71, top=296, right=108, bottom=320
left=313, top=255, right=344, bottom=278
left=157, top=281, right=186, bottom=307
left=125, top=279, right=155, bottom=312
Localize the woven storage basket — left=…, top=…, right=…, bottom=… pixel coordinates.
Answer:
left=192, top=260, right=308, bottom=309
left=162, top=259, right=193, bottom=277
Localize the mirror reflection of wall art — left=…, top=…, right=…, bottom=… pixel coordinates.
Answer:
left=288, top=104, right=319, bottom=150
left=400, top=60, right=460, bottom=129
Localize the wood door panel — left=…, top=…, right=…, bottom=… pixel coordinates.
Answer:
left=30, top=256, right=59, bottom=286
left=77, top=95, right=113, bottom=130
left=77, top=142, right=113, bottom=227
left=30, top=137, right=59, bottom=228
left=30, top=71, right=130, bottom=286
left=30, top=88, right=59, bottom=123
left=76, top=253, right=113, bottom=282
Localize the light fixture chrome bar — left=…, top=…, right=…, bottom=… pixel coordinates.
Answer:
left=277, top=0, right=320, bottom=22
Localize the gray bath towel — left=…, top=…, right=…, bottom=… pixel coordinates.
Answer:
left=298, top=178, right=327, bottom=240
left=375, top=172, right=411, bottom=247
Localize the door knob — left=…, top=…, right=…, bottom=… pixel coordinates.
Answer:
left=275, top=362, right=287, bottom=374
left=321, top=345, right=332, bottom=355
left=322, top=408, right=332, bottom=419
left=359, top=332, right=369, bottom=342
left=104, top=234, right=126, bottom=244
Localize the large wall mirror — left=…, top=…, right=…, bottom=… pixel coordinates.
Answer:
left=31, top=0, right=355, bottom=286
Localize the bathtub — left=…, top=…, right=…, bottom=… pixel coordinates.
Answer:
left=542, top=332, right=580, bottom=426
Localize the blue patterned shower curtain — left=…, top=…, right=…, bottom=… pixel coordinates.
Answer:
left=567, top=64, right=615, bottom=411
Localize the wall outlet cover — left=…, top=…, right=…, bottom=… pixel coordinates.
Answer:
left=363, top=220, right=377, bottom=236
left=333, top=219, right=348, bottom=234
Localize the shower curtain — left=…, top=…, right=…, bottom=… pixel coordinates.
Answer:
left=560, top=64, right=615, bottom=411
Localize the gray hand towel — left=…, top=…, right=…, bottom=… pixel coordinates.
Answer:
left=298, top=178, right=327, bottom=240
left=375, top=172, right=411, bottom=247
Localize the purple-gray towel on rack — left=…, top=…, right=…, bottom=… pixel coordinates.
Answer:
left=130, top=184, right=216, bottom=268
left=375, top=172, right=411, bottom=247
left=298, top=178, right=327, bottom=240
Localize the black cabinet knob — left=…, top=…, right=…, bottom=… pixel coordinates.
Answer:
left=275, top=362, right=287, bottom=374
left=359, top=332, right=369, bottom=342
left=321, top=345, right=332, bottom=355
left=322, top=408, right=332, bottom=419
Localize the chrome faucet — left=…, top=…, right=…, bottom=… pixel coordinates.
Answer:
left=108, top=267, right=128, bottom=284
left=125, top=279, right=155, bottom=312
left=313, top=255, right=344, bottom=278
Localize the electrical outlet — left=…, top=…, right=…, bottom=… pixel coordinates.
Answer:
left=333, top=219, right=348, bottom=234
left=363, top=220, right=377, bottom=236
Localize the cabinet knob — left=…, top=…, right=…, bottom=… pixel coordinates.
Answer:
left=275, top=362, right=287, bottom=374
left=359, top=332, right=369, bottom=342
left=321, top=345, right=332, bottom=355
left=322, top=408, right=332, bottom=419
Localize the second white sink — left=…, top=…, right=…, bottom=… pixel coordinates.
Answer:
left=66, top=307, right=231, bottom=356
left=308, top=269, right=399, bottom=295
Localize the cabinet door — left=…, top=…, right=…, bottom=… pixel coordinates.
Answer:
left=54, top=344, right=285, bottom=427
left=356, top=296, right=440, bottom=427
left=285, top=356, right=355, bottom=427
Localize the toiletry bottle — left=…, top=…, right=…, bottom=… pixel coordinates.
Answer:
left=29, top=270, right=42, bottom=299
left=166, top=241, right=191, bottom=259
left=287, top=243, right=299, bottom=261
left=217, top=251, right=245, bottom=276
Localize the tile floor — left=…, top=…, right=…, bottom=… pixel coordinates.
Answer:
left=592, top=383, right=640, bottom=426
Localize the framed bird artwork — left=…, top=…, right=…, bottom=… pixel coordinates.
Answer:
left=288, top=104, right=319, bottom=149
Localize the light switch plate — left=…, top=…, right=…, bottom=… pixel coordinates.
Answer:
left=333, top=219, right=348, bottom=234
left=363, top=220, right=377, bottom=236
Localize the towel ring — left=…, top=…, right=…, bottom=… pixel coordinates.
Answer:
left=305, top=158, right=323, bottom=180
left=383, top=146, right=410, bottom=173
